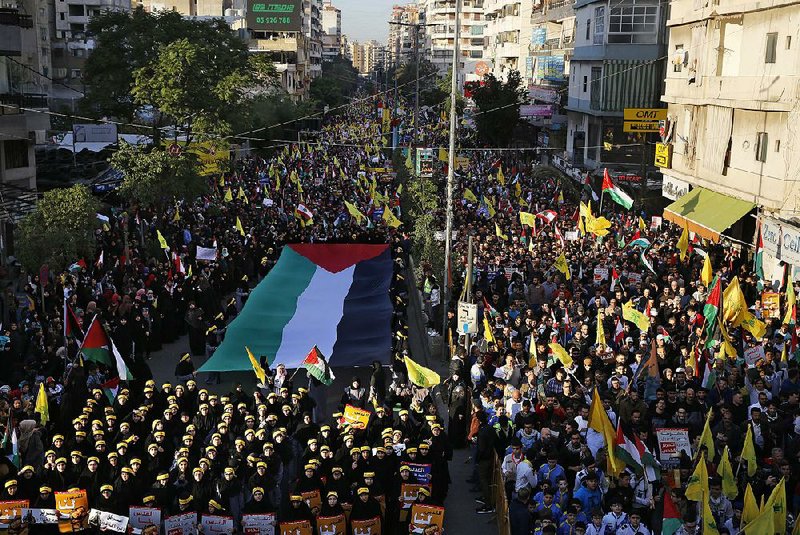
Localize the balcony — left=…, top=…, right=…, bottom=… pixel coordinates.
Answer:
left=0, top=9, right=32, bottom=56
left=0, top=93, right=49, bottom=114
left=662, top=75, right=799, bottom=111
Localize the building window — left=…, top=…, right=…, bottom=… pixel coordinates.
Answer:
left=775, top=139, right=781, bottom=152
left=593, top=7, right=605, bottom=45
left=585, top=18, right=590, bottom=40
left=756, top=132, right=768, bottom=162
left=590, top=67, right=601, bottom=110
left=786, top=35, right=792, bottom=49
left=59, top=12, right=64, bottom=20
left=3, top=141, right=29, bottom=170
left=67, top=4, right=83, bottom=16
left=673, top=44, right=684, bottom=72
left=608, top=1, right=659, bottom=44
left=583, top=75, right=587, bottom=92
left=71, top=69, right=81, bottom=79
left=765, top=33, right=778, bottom=63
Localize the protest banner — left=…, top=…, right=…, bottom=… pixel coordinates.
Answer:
left=55, top=490, right=89, bottom=533
left=196, top=246, right=217, bottom=261
left=21, top=508, right=59, bottom=525
left=350, top=516, right=381, bottom=535
left=627, top=272, right=642, bottom=285
left=316, top=514, right=346, bottom=535
left=398, top=484, right=431, bottom=521
left=342, top=404, right=371, bottom=429
left=241, top=513, right=276, bottom=535
left=655, top=428, right=691, bottom=468
left=88, top=509, right=129, bottom=532
left=744, top=344, right=766, bottom=367
left=400, top=462, right=432, bottom=485
left=164, top=512, right=197, bottom=535
left=0, top=500, right=28, bottom=528
left=761, top=291, right=780, bottom=319
left=593, top=267, right=609, bottom=284
left=200, top=514, right=234, bottom=534
left=301, top=489, right=322, bottom=513
left=409, top=504, right=445, bottom=535
left=129, top=506, right=161, bottom=533
left=279, top=520, right=312, bottom=535
left=650, top=216, right=662, bottom=229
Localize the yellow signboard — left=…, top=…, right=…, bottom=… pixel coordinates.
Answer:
left=624, top=121, right=660, bottom=133
left=654, top=142, right=672, bottom=168
left=623, top=108, right=668, bottom=121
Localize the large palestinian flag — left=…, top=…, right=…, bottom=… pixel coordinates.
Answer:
left=199, top=244, right=394, bottom=371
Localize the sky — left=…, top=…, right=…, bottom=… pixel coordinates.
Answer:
left=333, top=0, right=408, bottom=43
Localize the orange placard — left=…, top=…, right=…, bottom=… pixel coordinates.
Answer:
left=350, top=516, right=381, bottom=535
left=280, top=520, right=312, bottom=535
left=0, top=499, right=29, bottom=527
left=55, top=490, right=89, bottom=533
left=301, top=489, right=322, bottom=514
left=762, top=291, right=781, bottom=319
left=342, top=405, right=371, bottom=430
left=409, top=504, right=444, bottom=535
left=317, top=514, right=346, bottom=535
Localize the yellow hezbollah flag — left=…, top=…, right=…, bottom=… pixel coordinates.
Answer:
left=382, top=206, right=402, bottom=228
left=404, top=356, right=440, bottom=388
left=35, top=382, right=49, bottom=425
left=639, top=216, right=647, bottom=231
left=246, top=346, right=267, bottom=386
left=238, top=186, right=246, bottom=199
left=586, top=216, right=611, bottom=237
left=485, top=198, right=496, bottom=218
left=519, top=212, right=537, bottom=227
left=344, top=201, right=365, bottom=224
left=497, top=166, right=505, bottom=185
left=483, top=317, right=496, bottom=345
left=495, top=223, right=508, bottom=241
left=742, top=484, right=760, bottom=525
left=718, top=318, right=738, bottom=359
left=623, top=301, right=650, bottom=332
left=702, top=495, right=721, bottom=535
left=549, top=342, right=573, bottom=368
left=157, top=230, right=169, bottom=250
left=595, top=309, right=605, bottom=348
left=741, top=487, right=776, bottom=534
left=685, top=451, right=709, bottom=501
left=236, top=217, right=245, bottom=236
left=678, top=225, right=689, bottom=262
left=701, top=253, right=713, bottom=287
left=785, top=280, right=796, bottom=326
left=740, top=423, right=757, bottom=477
left=771, top=477, right=787, bottom=531
left=554, top=252, right=570, bottom=280
left=463, top=188, right=478, bottom=203
left=719, top=446, right=738, bottom=500
left=739, top=310, right=767, bottom=339
left=172, top=207, right=180, bottom=223
left=723, top=276, right=747, bottom=324
left=223, top=188, right=233, bottom=202
left=694, top=408, right=715, bottom=462
left=588, top=388, right=623, bottom=476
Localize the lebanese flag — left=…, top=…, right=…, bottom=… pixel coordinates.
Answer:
left=295, top=203, right=314, bottom=222
left=610, top=268, right=620, bottom=292
left=614, top=316, right=624, bottom=346
left=536, top=210, right=557, bottom=224
left=554, top=226, right=565, bottom=249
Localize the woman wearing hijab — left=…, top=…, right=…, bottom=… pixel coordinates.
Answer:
left=17, top=420, right=44, bottom=469
left=319, top=491, right=345, bottom=517
left=349, top=486, right=383, bottom=528
left=242, top=486, right=274, bottom=514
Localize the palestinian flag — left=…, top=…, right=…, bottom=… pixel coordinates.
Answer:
left=701, top=358, right=716, bottom=389
left=610, top=268, right=620, bottom=292
left=583, top=172, right=599, bottom=202
left=703, top=276, right=722, bottom=348
left=199, top=244, right=393, bottom=371
left=662, top=486, right=682, bottom=535
left=303, top=346, right=335, bottom=386
left=614, top=317, right=624, bottom=346
left=81, top=317, right=133, bottom=388
left=602, top=168, right=633, bottom=209
left=64, top=303, right=84, bottom=339
left=754, top=226, right=765, bottom=291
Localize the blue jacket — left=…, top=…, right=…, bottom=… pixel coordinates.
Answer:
left=574, top=485, right=603, bottom=513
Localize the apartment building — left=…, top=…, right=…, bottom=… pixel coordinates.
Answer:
left=387, top=4, right=421, bottom=69
left=483, top=0, right=532, bottom=80
left=658, top=0, right=800, bottom=281
left=418, top=0, right=486, bottom=80
left=321, top=0, right=341, bottom=61
left=349, top=40, right=385, bottom=75
left=563, top=0, right=667, bottom=173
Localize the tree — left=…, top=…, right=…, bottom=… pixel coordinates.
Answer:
left=438, top=68, right=466, bottom=117
left=16, top=185, right=100, bottom=271
left=84, top=8, right=276, bottom=141
left=310, top=56, right=360, bottom=111
left=471, top=70, right=528, bottom=147
left=109, top=142, right=206, bottom=209
left=395, top=59, right=446, bottom=108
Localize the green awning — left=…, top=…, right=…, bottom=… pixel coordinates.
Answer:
left=663, top=187, right=755, bottom=243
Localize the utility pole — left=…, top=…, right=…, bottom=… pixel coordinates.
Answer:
left=463, top=235, right=473, bottom=352
left=413, top=23, right=420, bottom=157
left=442, top=0, right=460, bottom=358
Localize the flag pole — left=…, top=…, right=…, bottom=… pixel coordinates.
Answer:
left=599, top=189, right=605, bottom=214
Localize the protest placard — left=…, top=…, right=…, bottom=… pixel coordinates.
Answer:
left=200, top=514, right=234, bottom=534
left=342, top=404, right=371, bottom=429
left=55, top=490, right=89, bottom=533
left=744, top=344, right=766, bottom=367
left=301, top=489, right=321, bottom=513
left=409, top=504, right=445, bottom=535
left=241, top=513, right=276, bottom=535
left=316, top=514, right=345, bottom=535
left=279, top=520, right=312, bottom=535
left=655, top=428, right=691, bottom=468
left=0, top=500, right=28, bottom=528
left=129, top=506, right=161, bottom=533
left=761, top=292, right=780, bottom=319
left=196, top=246, right=217, bottom=261
left=593, top=267, right=609, bottom=284
left=21, top=508, right=59, bottom=525
left=350, top=516, right=381, bottom=535
left=400, top=462, right=432, bottom=485
left=164, top=512, right=197, bottom=535
left=88, top=509, right=129, bottom=532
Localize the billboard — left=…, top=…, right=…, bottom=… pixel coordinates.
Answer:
left=246, top=0, right=302, bottom=32
left=73, top=124, right=118, bottom=143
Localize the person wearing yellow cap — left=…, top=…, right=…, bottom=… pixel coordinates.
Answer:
left=321, top=489, right=345, bottom=517
left=33, top=484, right=55, bottom=509
left=283, top=492, right=315, bottom=525
left=1, top=479, right=18, bottom=500
left=97, top=484, right=116, bottom=512
left=350, top=484, right=382, bottom=527
left=176, top=492, right=195, bottom=513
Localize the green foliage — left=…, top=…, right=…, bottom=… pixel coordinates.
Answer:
left=84, top=7, right=276, bottom=137
left=395, top=59, right=446, bottom=107
left=16, top=186, right=100, bottom=272
left=228, top=94, right=317, bottom=152
left=395, top=150, right=444, bottom=276
left=110, top=142, right=207, bottom=209
left=310, top=57, right=360, bottom=111
left=438, top=68, right=465, bottom=116
left=471, top=70, right=528, bottom=147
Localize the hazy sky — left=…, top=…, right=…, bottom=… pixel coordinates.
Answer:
left=334, top=0, right=409, bottom=43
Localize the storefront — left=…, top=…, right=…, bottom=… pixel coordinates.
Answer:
left=663, top=186, right=756, bottom=243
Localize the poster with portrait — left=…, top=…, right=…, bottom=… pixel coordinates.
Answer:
left=301, top=490, right=322, bottom=514
left=761, top=292, right=781, bottom=319
left=409, top=504, right=445, bottom=534
left=88, top=509, right=129, bottom=533
left=129, top=506, right=161, bottom=533
left=55, top=490, right=89, bottom=533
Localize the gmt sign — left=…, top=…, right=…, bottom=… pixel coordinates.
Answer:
left=623, top=108, right=667, bottom=133
left=246, top=0, right=302, bottom=31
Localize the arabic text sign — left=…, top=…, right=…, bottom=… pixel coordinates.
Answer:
left=744, top=344, right=766, bottom=368
left=399, top=484, right=430, bottom=510
left=89, top=509, right=129, bottom=533
left=0, top=500, right=29, bottom=527
left=55, top=490, right=89, bottom=533
left=164, top=512, right=197, bottom=535
left=129, top=506, right=162, bottom=532
left=343, top=404, right=371, bottom=430
left=301, top=489, right=321, bottom=512
left=279, top=520, right=312, bottom=535
left=316, top=514, right=345, bottom=535
left=409, top=504, right=445, bottom=535
left=400, top=462, right=432, bottom=485
left=655, top=427, right=690, bottom=468
left=350, top=516, right=381, bottom=535
left=242, top=513, right=276, bottom=535
left=201, top=514, right=234, bottom=535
